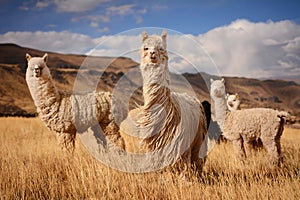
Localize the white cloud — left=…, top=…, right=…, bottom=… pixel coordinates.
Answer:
left=54, top=0, right=108, bottom=12
left=198, top=19, right=300, bottom=78
left=106, top=4, right=135, bottom=16
left=36, top=1, right=50, bottom=9
left=0, top=31, right=95, bottom=54
left=1, top=19, right=299, bottom=79
left=87, top=35, right=141, bottom=61
left=19, top=0, right=108, bottom=12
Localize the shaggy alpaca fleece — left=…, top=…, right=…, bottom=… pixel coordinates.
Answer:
left=25, top=53, right=124, bottom=152
left=120, top=31, right=207, bottom=174
left=223, top=108, right=288, bottom=165
left=210, top=79, right=288, bottom=166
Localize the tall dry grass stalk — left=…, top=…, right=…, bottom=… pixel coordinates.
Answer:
left=0, top=117, right=299, bottom=199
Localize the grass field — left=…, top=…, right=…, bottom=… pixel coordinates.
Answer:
left=0, top=117, right=299, bottom=199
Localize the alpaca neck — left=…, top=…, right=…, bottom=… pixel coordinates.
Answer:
left=138, top=61, right=181, bottom=151
left=27, top=75, right=59, bottom=114
left=141, top=62, right=170, bottom=109
left=212, top=96, right=227, bottom=130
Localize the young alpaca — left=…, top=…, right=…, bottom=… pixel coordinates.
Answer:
left=226, top=93, right=241, bottom=111
left=226, top=93, right=263, bottom=148
left=120, top=31, right=207, bottom=175
left=25, top=53, right=124, bottom=152
left=210, top=79, right=288, bottom=166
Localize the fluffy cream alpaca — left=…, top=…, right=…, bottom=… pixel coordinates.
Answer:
left=120, top=31, right=207, bottom=175
left=25, top=53, right=124, bottom=152
left=210, top=79, right=288, bottom=166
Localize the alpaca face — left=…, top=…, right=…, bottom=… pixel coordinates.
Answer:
left=141, top=31, right=167, bottom=65
left=227, top=93, right=240, bottom=111
left=26, top=53, right=49, bottom=79
left=210, top=79, right=226, bottom=98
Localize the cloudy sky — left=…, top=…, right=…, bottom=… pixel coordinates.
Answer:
left=1, top=0, right=300, bottom=79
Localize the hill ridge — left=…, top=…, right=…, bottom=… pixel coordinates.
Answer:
left=0, top=43, right=299, bottom=123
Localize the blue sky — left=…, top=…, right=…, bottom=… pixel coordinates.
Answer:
left=1, top=0, right=300, bottom=79
left=1, top=0, right=300, bottom=36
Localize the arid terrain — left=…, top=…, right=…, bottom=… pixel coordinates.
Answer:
left=0, top=43, right=300, bottom=199
left=0, top=117, right=299, bottom=199
left=0, top=43, right=300, bottom=124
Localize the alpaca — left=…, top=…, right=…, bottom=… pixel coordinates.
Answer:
left=210, top=78, right=227, bottom=129
left=210, top=79, right=288, bottom=166
left=25, top=53, right=124, bottom=152
left=119, top=31, right=207, bottom=175
left=226, top=93, right=263, bottom=148
left=226, top=93, right=241, bottom=111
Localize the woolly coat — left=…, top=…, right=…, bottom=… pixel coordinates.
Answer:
left=223, top=108, right=287, bottom=141
left=26, top=54, right=124, bottom=150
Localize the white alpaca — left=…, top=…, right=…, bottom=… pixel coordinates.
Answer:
left=210, top=78, right=227, bottom=129
left=210, top=79, right=288, bottom=166
left=226, top=93, right=241, bottom=111
left=25, top=53, right=124, bottom=152
left=120, top=31, right=207, bottom=175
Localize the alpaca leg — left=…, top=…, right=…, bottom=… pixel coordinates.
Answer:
left=244, top=139, right=254, bottom=158
left=275, top=137, right=283, bottom=165
left=179, top=150, right=192, bottom=172
left=191, top=132, right=206, bottom=175
left=191, top=147, right=206, bottom=175
left=103, top=121, right=125, bottom=150
left=261, top=137, right=281, bottom=166
left=56, top=132, right=76, bottom=153
left=232, top=137, right=246, bottom=162
left=191, top=157, right=206, bottom=177
left=174, top=150, right=193, bottom=181
left=262, top=137, right=281, bottom=166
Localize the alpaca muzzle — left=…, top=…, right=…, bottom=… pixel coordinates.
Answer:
left=33, top=65, right=41, bottom=78
left=149, top=51, right=158, bottom=63
left=213, top=89, right=223, bottom=97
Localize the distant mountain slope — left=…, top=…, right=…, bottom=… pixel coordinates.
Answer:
left=0, top=43, right=299, bottom=122
left=0, top=43, right=139, bottom=116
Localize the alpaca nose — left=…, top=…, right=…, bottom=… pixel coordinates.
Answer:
left=33, top=65, right=41, bottom=77
left=150, top=51, right=156, bottom=59
left=34, top=66, right=40, bottom=72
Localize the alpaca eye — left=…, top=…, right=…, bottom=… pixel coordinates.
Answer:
left=144, top=47, right=148, bottom=51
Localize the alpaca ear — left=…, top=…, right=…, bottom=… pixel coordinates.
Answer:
left=161, top=30, right=167, bottom=37
left=26, top=53, right=31, bottom=61
left=226, top=93, right=229, bottom=97
left=161, top=30, right=167, bottom=48
left=161, top=30, right=167, bottom=42
left=43, top=53, right=48, bottom=63
left=221, top=78, right=225, bottom=83
left=142, top=31, right=148, bottom=42
left=236, top=94, right=240, bottom=99
left=210, top=79, right=214, bottom=83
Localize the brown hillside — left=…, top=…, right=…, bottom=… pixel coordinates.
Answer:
left=0, top=43, right=299, bottom=122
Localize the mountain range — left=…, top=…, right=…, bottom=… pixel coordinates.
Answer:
left=0, top=43, right=299, bottom=124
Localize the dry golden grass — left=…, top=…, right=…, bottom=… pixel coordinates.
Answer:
left=0, top=117, right=299, bottom=199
